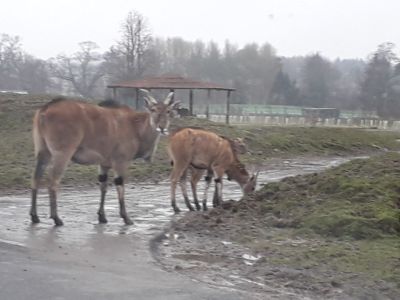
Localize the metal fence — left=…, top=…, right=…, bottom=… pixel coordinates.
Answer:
left=192, top=104, right=378, bottom=119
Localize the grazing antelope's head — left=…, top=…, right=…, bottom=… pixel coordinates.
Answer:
left=243, top=171, right=259, bottom=194
left=140, top=89, right=180, bottom=135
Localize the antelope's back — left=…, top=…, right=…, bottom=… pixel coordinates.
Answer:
left=34, top=98, right=135, bottom=151
left=168, top=128, right=233, bottom=164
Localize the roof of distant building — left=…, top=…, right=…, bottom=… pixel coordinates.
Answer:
left=107, top=75, right=235, bottom=91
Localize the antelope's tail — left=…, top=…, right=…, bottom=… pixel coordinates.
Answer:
left=32, top=110, right=47, bottom=157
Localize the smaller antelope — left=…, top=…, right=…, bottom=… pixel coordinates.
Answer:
left=188, top=137, right=249, bottom=210
left=168, top=128, right=258, bottom=213
left=30, top=90, right=178, bottom=226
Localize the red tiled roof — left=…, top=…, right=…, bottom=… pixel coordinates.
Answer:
left=107, top=76, right=235, bottom=91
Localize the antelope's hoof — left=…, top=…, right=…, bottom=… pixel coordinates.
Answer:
left=202, top=205, right=208, bottom=211
left=124, top=218, right=133, bottom=225
left=98, top=214, right=108, bottom=224
left=173, top=207, right=181, bottom=214
left=31, top=215, right=40, bottom=224
left=53, top=217, right=64, bottom=227
left=188, top=205, right=195, bottom=211
left=195, top=204, right=201, bottom=211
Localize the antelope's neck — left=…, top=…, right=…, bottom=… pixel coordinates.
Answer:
left=226, top=162, right=249, bottom=188
left=133, top=112, right=161, bottom=161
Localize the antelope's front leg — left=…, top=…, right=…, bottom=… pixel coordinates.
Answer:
left=98, top=166, right=110, bottom=224
left=179, top=170, right=195, bottom=211
left=114, top=176, right=133, bottom=225
left=213, top=177, right=223, bottom=207
left=47, top=153, right=71, bottom=226
left=202, top=175, right=213, bottom=211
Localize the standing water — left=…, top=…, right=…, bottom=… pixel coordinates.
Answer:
left=0, top=156, right=358, bottom=248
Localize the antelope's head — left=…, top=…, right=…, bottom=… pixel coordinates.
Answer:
left=140, top=89, right=180, bottom=135
left=243, top=171, right=259, bottom=194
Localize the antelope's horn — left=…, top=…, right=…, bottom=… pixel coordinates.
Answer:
left=164, top=92, right=175, bottom=105
left=140, top=89, right=157, bottom=104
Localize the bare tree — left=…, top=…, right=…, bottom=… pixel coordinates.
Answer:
left=105, top=11, right=152, bottom=82
left=0, top=34, right=51, bottom=93
left=0, top=34, right=23, bottom=89
left=50, top=41, right=105, bottom=98
left=18, top=54, right=50, bottom=93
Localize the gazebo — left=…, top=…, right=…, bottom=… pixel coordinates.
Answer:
left=107, top=75, right=235, bottom=124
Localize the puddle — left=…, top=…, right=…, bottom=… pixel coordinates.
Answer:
left=0, top=156, right=359, bottom=250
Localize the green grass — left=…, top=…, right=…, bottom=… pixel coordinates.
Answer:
left=256, top=152, right=400, bottom=239
left=253, top=233, right=400, bottom=286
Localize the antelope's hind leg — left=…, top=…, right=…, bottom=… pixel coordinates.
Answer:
left=30, top=151, right=51, bottom=224
left=47, top=152, right=74, bottom=226
left=97, top=165, right=110, bottom=224
left=190, top=168, right=204, bottom=211
left=179, top=170, right=195, bottom=211
left=170, top=161, right=190, bottom=214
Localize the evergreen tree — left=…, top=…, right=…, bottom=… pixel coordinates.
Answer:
left=359, top=42, right=397, bottom=116
left=270, top=69, right=299, bottom=105
left=299, top=53, right=339, bottom=107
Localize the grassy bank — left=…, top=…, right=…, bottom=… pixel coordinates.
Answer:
left=250, top=152, right=400, bottom=284
left=2, top=93, right=400, bottom=190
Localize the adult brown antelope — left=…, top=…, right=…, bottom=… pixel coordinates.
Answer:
left=30, top=89, right=179, bottom=226
left=168, top=128, right=258, bottom=213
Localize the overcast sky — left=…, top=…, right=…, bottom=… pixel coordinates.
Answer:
left=1, top=0, right=398, bottom=60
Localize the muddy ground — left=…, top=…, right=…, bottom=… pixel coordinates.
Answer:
left=152, top=155, right=400, bottom=300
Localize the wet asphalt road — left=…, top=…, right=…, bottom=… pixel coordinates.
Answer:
left=0, top=157, right=354, bottom=299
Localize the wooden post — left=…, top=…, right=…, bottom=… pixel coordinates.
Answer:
left=112, top=88, right=117, bottom=101
left=135, top=88, right=139, bottom=109
left=189, top=89, right=194, bottom=116
left=206, top=89, right=211, bottom=120
left=226, top=90, right=231, bottom=124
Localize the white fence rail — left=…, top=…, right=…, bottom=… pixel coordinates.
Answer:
left=197, top=114, right=400, bottom=130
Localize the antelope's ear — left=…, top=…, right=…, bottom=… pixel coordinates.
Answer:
left=253, top=171, right=260, bottom=181
left=234, top=137, right=244, bottom=143
left=140, top=89, right=157, bottom=106
left=232, top=137, right=248, bottom=155
left=170, top=100, right=181, bottom=110
left=143, top=97, right=156, bottom=111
